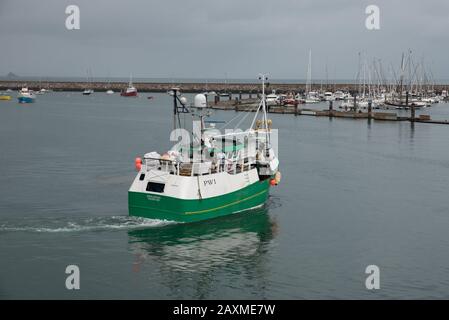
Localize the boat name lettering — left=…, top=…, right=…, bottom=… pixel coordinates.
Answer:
left=203, top=179, right=217, bottom=187
left=146, top=195, right=161, bottom=201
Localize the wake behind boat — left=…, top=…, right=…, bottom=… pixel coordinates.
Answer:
left=128, top=74, right=281, bottom=223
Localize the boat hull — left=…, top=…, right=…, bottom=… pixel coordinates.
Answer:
left=18, top=96, right=35, bottom=103
left=128, top=178, right=270, bottom=223
left=384, top=101, right=427, bottom=109
left=121, top=91, right=138, bottom=97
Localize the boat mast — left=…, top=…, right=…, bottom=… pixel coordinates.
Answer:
left=399, top=52, right=405, bottom=103
left=259, top=73, right=270, bottom=154
left=362, top=57, right=366, bottom=99
left=325, top=60, right=329, bottom=91
left=171, top=87, right=189, bottom=131
left=408, top=50, right=412, bottom=93
left=356, top=52, right=361, bottom=97
left=173, top=88, right=178, bottom=130
left=85, top=68, right=91, bottom=91
left=225, top=72, right=228, bottom=95
left=306, top=49, right=312, bottom=94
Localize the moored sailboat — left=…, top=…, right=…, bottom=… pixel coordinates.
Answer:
left=106, top=72, right=114, bottom=94
left=82, top=68, right=94, bottom=95
left=302, top=50, right=321, bottom=104
left=121, top=75, right=138, bottom=97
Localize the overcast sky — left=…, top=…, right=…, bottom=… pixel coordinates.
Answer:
left=1, top=0, right=448, bottom=80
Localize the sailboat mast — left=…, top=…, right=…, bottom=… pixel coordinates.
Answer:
left=325, top=60, right=329, bottom=90
left=399, top=52, right=405, bottom=103
left=356, top=52, right=361, bottom=96
left=362, top=55, right=366, bottom=98
left=306, top=50, right=312, bottom=94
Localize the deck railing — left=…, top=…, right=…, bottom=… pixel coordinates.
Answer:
left=143, top=156, right=254, bottom=177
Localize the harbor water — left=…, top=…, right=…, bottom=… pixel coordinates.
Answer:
left=1, top=92, right=449, bottom=299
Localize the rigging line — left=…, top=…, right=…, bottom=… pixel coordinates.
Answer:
left=218, top=112, right=243, bottom=130
left=218, top=99, right=262, bottom=131
left=234, top=101, right=261, bottom=130
left=236, top=97, right=264, bottom=130
left=249, top=99, right=264, bottom=130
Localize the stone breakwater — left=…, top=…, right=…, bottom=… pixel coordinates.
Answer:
left=1, top=80, right=448, bottom=94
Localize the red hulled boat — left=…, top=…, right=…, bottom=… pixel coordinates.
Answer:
left=121, top=75, right=138, bottom=97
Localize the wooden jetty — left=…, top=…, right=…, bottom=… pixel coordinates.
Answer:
left=210, top=96, right=449, bottom=125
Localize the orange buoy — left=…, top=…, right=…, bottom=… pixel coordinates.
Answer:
left=135, top=157, right=142, bottom=171
left=275, top=171, right=281, bottom=184
left=270, top=179, right=277, bottom=186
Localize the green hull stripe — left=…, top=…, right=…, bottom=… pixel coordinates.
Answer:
left=128, top=179, right=270, bottom=222
left=185, top=189, right=268, bottom=215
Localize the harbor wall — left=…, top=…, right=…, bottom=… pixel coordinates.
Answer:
left=1, top=80, right=448, bottom=94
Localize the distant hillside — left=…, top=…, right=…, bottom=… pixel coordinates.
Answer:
left=5, top=72, right=19, bottom=79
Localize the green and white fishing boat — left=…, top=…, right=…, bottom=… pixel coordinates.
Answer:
left=128, top=74, right=280, bottom=223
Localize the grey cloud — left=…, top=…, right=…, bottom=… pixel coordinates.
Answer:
left=0, top=0, right=448, bottom=80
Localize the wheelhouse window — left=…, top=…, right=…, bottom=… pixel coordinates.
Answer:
left=146, top=182, right=165, bottom=193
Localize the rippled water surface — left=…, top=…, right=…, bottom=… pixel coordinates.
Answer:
left=1, top=92, right=449, bottom=299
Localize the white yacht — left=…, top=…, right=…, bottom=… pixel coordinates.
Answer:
left=266, top=90, right=279, bottom=106
left=324, top=91, right=335, bottom=101
left=304, top=91, right=320, bottom=104
left=334, top=91, right=345, bottom=100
